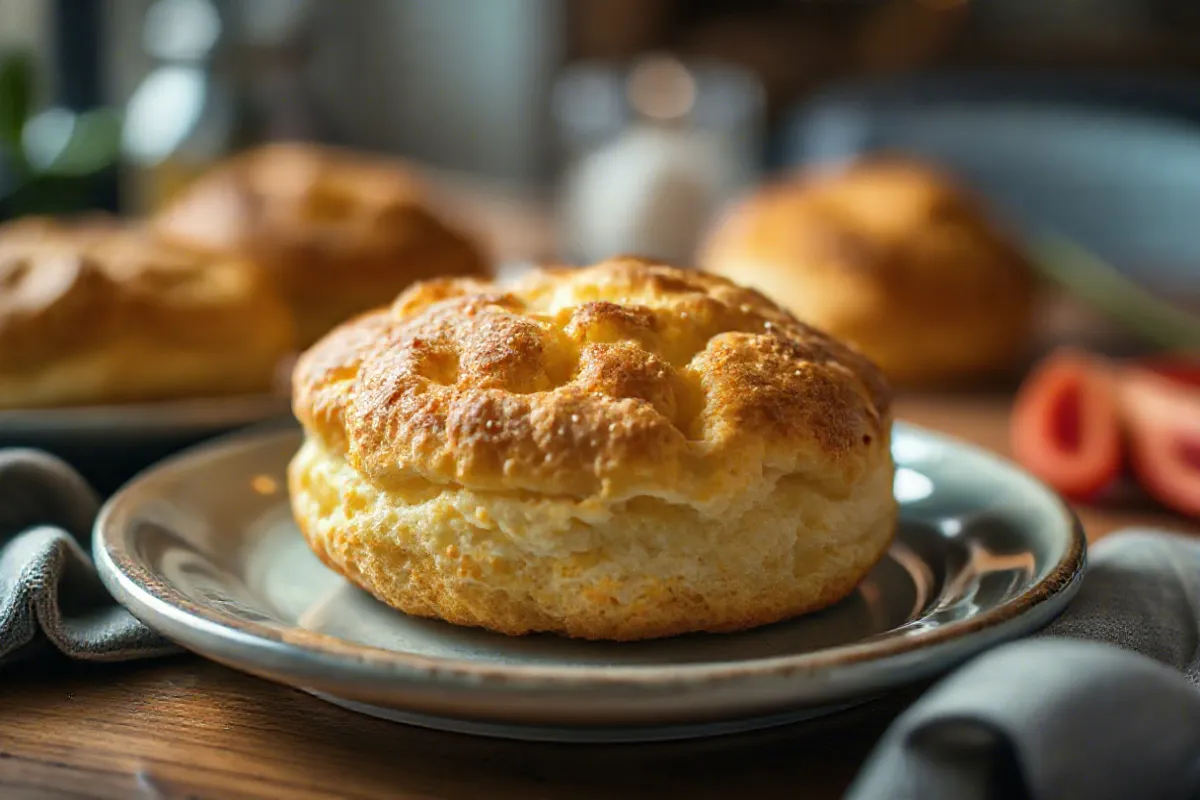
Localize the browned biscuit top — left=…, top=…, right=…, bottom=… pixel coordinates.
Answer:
left=0, top=215, right=287, bottom=371
left=294, top=257, right=891, bottom=502
left=703, top=158, right=1033, bottom=303
left=152, top=142, right=484, bottom=277
left=151, top=142, right=488, bottom=347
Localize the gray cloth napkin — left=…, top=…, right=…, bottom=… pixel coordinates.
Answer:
left=0, top=449, right=177, bottom=663
left=848, top=530, right=1200, bottom=800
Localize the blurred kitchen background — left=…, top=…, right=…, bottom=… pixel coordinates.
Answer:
left=4, top=0, right=1200, bottom=341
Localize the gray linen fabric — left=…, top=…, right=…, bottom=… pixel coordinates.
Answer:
left=848, top=531, right=1200, bottom=800
left=0, top=449, right=177, bottom=662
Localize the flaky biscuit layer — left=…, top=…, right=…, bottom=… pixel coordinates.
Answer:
left=290, top=436, right=895, bottom=640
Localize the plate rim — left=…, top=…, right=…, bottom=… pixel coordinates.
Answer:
left=94, top=422, right=1087, bottom=691
left=0, top=392, right=292, bottom=437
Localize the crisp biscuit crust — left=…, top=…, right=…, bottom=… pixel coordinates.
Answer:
left=153, top=142, right=488, bottom=346
left=290, top=259, right=896, bottom=641
left=701, top=159, right=1035, bottom=384
left=0, top=215, right=293, bottom=408
left=293, top=257, right=891, bottom=505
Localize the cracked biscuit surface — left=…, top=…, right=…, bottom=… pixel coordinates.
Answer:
left=289, top=257, right=896, bottom=640
left=153, top=143, right=488, bottom=347
left=0, top=215, right=293, bottom=408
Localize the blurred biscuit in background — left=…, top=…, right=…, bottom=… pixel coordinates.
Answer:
left=152, top=143, right=489, bottom=348
left=0, top=215, right=293, bottom=408
left=700, top=158, right=1036, bottom=385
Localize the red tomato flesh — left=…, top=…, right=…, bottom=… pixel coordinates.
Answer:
left=1011, top=350, right=1122, bottom=500
left=1120, top=369, right=1200, bottom=519
left=1132, top=357, right=1200, bottom=389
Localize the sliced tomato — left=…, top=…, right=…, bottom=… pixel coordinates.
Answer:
left=1128, top=356, right=1200, bottom=390
left=1119, top=367, right=1200, bottom=519
left=1011, top=349, right=1122, bottom=500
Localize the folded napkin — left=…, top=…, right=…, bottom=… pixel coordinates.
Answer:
left=0, top=449, right=176, bottom=663
left=848, top=530, right=1200, bottom=800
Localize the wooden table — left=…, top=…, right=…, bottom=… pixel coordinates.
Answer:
left=1, top=395, right=1195, bottom=800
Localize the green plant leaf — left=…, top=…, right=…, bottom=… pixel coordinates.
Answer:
left=0, top=51, right=34, bottom=149
left=1029, top=233, right=1200, bottom=351
left=40, top=108, right=122, bottom=177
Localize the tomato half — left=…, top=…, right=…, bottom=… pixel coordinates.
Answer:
left=1011, top=349, right=1122, bottom=500
left=1129, top=356, right=1200, bottom=389
left=1119, top=367, right=1200, bottom=519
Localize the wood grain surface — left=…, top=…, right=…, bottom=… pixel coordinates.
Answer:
left=1, top=395, right=1195, bottom=800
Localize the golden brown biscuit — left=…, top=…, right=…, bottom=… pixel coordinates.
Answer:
left=0, top=215, right=293, bottom=408
left=152, top=142, right=489, bottom=347
left=289, top=257, right=895, bottom=641
left=700, top=159, right=1036, bottom=384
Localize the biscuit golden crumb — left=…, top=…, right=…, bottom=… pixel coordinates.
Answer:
left=152, top=142, right=489, bottom=347
left=289, top=256, right=895, bottom=640
left=0, top=215, right=293, bottom=409
left=700, top=158, right=1036, bottom=384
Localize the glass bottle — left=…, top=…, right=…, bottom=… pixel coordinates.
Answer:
left=121, top=0, right=244, bottom=214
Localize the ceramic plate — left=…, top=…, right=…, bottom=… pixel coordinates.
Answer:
left=94, top=423, right=1085, bottom=742
left=0, top=393, right=292, bottom=445
left=0, top=393, right=293, bottom=495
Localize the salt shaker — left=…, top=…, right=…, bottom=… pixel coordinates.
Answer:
left=557, top=56, right=762, bottom=266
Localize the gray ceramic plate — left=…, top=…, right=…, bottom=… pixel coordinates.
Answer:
left=0, top=393, right=292, bottom=445
left=94, top=423, right=1085, bottom=742
left=0, top=393, right=294, bottom=495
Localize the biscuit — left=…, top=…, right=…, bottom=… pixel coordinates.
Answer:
left=289, top=257, right=895, bottom=640
left=0, top=215, right=293, bottom=408
left=153, top=142, right=489, bottom=347
left=700, top=158, right=1035, bottom=384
